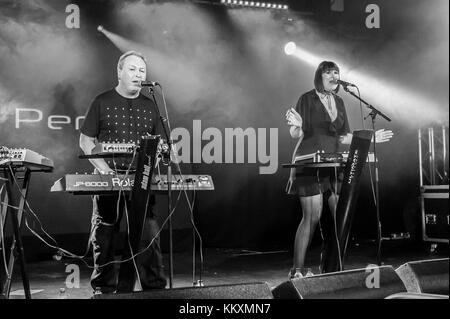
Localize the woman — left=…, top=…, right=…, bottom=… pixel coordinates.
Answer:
left=285, top=61, right=393, bottom=278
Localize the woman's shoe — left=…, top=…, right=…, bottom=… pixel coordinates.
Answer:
left=288, top=268, right=304, bottom=280
left=305, top=269, right=314, bottom=277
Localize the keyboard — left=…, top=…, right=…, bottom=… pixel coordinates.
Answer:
left=0, top=147, right=54, bottom=171
left=51, top=173, right=214, bottom=195
left=294, top=151, right=376, bottom=163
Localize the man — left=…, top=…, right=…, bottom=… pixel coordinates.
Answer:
left=79, top=51, right=167, bottom=294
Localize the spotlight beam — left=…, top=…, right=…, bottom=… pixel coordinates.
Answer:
left=284, top=42, right=445, bottom=125
left=284, top=42, right=323, bottom=66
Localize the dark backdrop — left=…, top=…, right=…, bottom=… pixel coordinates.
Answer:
left=0, top=0, right=448, bottom=259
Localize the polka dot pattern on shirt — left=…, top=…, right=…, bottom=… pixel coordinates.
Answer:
left=81, top=90, right=161, bottom=170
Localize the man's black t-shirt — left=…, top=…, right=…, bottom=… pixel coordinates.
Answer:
left=81, top=88, right=162, bottom=170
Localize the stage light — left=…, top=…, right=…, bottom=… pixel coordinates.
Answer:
left=220, top=0, right=288, bottom=10
left=97, top=25, right=104, bottom=32
left=284, top=42, right=296, bottom=55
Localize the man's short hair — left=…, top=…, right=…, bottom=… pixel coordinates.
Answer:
left=117, top=51, right=147, bottom=70
left=314, top=61, right=340, bottom=94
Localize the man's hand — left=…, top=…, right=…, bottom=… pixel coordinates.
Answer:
left=99, top=169, right=115, bottom=175
left=80, top=133, right=115, bottom=173
left=158, top=139, right=170, bottom=156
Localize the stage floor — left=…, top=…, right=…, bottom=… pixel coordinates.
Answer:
left=5, top=241, right=448, bottom=299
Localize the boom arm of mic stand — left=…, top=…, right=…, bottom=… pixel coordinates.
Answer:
left=343, top=86, right=391, bottom=122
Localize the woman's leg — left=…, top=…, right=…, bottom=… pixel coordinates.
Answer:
left=292, top=194, right=323, bottom=273
left=318, top=191, right=338, bottom=273
left=328, top=192, right=339, bottom=217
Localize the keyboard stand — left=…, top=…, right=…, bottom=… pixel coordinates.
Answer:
left=0, top=166, right=32, bottom=299
left=282, top=130, right=373, bottom=273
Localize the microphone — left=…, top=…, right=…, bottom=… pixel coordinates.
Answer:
left=337, top=79, right=356, bottom=88
left=139, top=81, right=159, bottom=87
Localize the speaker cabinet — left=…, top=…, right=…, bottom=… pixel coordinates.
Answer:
left=92, top=282, right=273, bottom=299
left=395, top=258, right=449, bottom=295
left=421, top=186, right=449, bottom=243
left=272, top=266, right=406, bottom=299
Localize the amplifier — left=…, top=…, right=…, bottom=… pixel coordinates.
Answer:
left=421, top=185, right=449, bottom=243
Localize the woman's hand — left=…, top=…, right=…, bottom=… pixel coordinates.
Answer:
left=286, top=107, right=303, bottom=128
left=374, top=129, right=394, bottom=143
left=339, top=133, right=353, bottom=145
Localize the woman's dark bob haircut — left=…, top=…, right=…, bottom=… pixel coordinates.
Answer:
left=314, top=61, right=340, bottom=94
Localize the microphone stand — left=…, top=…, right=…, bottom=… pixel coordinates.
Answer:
left=342, top=85, right=391, bottom=266
left=148, top=85, right=175, bottom=289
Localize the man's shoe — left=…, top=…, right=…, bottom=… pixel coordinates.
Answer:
left=93, top=286, right=115, bottom=295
